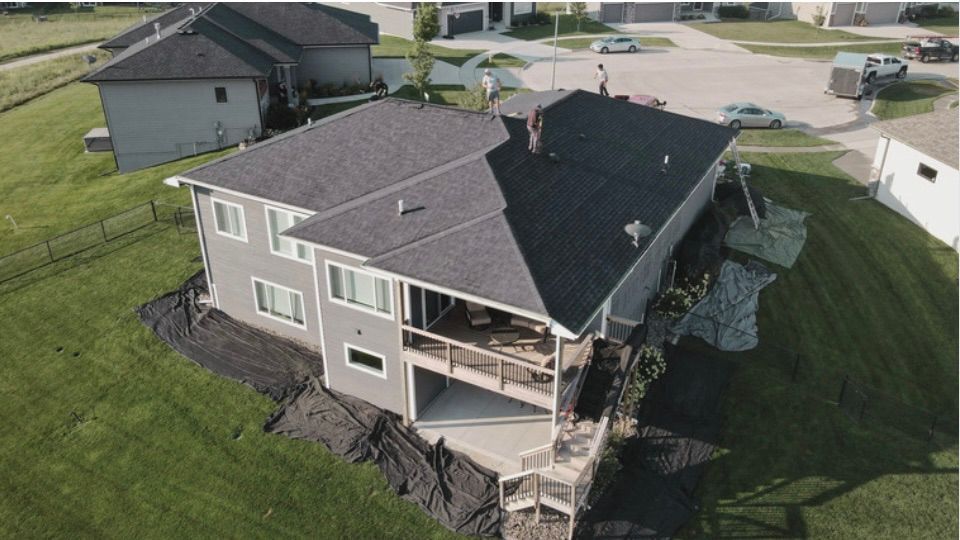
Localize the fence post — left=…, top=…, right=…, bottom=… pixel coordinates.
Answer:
left=45, top=240, right=54, bottom=262
left=837, top=375, right=848, bottom=406
left=150, top=200, right=158, bottom=222
left=790, top=352, right=800, bottom=382
left=100, top=220, right=108, bottom=242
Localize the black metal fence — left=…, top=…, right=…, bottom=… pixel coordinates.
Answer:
left=675, top=311, right=957, bottom=442
left=0, top=201, right=193, bottom=284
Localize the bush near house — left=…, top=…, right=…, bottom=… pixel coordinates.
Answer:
left=717, top=5, right=750, bottom=19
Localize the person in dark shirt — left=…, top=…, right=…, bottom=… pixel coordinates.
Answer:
left=371, top=78, right=389, bottom=98
left=527, top=105, right=543, bottom=154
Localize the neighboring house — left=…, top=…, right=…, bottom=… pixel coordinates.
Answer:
left=870, top=109, right=959, bottom=251
left=84, top=2, right=378, bottom=174
left=323, top=2, right=537, bottom=39
left=1, top=2, right=29, bottom=9
left=164, top=90, right=734, bottom=522
left=794, top=2, right=908, bottom=27
left=588, top=2, right=741, bottom=23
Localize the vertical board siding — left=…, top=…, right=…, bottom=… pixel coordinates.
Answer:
left=298, top=46, right=373, bottom=87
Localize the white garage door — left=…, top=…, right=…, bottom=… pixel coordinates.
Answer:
left=633, top=2, right=674, bottom=22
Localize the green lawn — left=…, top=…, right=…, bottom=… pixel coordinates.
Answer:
left=0, top=5, right=155, bottom=62
left=693, top=19, right=893, bottom=43
left=477, top=53, right=527, bottom=68
left=371, top=35, right=483, bottom=67
left=737, top=41, right=902, bottom=59
left=735, top=129, right=835, bottom=147
left=0, top=50, right=109, bottom=112
left=917, top=14, right=960, bottom=36
left=872, top=81, right=957, bottom=120
left=503, top=14, right=618, bottom=41
left=0, top=79, right=461, bottom=539
left=310, top=85, right=524, bottom=121
left=556, top=36, right=677, bottom=49
left=679, top=151, right=958, bottom=538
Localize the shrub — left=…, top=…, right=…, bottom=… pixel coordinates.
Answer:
left=653, top=272, right=712, bottom=319
left=265, top=103, right=298, bottom=131
left=937, top=5, right=956, bottom=17
left=621, top=345, right=667, bottom=414
left=718, top=5, right=749, bottom=19
left=812, top=5, right=827, bottom=26
left=457, top=82, right=489, bottom=112
left=588, top=431, right=624, bottom=505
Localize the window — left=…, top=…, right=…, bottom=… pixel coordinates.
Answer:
left=253, top=278, right=305, bottom=327
left=328, top=263, right=393, bottom=317
left=917, top=163, right=938, bottom=182
left=345, top=344, right=386, bottom=378
left=266, top=207, right=310, bottom=262
left=211, top=198, right=246, bottom=241
left=215, top=87, right=228, bottom=103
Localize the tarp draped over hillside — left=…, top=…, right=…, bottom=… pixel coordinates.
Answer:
left=724, top=201, right=809, bottom=268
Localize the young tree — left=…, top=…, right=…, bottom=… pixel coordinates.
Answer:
left=570, top=2, right=587, bottom=32
left=404, top=40, right=435, bottom=100
left=412, top=3, right=440, bottom=42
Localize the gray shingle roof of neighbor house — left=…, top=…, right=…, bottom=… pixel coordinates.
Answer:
left=178, top=91, right=735, bottom=333
left=874, top=109, right=959, bottom=169
left=99, top=3, right=208, bottom=51
left=85, top=2, right=377, bottom=83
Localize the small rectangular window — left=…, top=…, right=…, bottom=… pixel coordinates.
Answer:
left=917, top=163, right=938, bottom=182
left=346, top=345, right=386, bottom=378
left=211, top=198, right=246, bottom=241
left=266, top=207, right=310, bottom=262
left=215, top=87, right=228, bottom=103
left=327, top=263, right=393, bottom=317
left=253, top=279, right=305, bottom=327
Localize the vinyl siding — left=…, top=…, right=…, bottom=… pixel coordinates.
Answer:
left=317, top=250, right=406, bottom=414
left=99, top=79, right=262, bottom=173
left=298, top=46, right=372, bottom=86
left=194, top=187, right=322, bottom=346
left=320, top=2, right=415, bottom=40
left=609, top=162, right=718, bottom=321
left=412, top=366, right=447, bottom=419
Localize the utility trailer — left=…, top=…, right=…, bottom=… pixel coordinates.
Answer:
left=825, top=52, right=907, bottom=100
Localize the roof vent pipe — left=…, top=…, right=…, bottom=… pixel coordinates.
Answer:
left=154, top=22, right=161, bottom=39
left=189, top=7, right=195, bottom=17
left=398, top=199, right=405, bottom=216
left=661, top=154, right=670, bottom=173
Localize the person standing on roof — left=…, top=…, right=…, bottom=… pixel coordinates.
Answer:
left=527, top=104, right=543, bottom=154
left=594, top=64, right=609, bottom=97
left=482, top=69, right=502, bottom=116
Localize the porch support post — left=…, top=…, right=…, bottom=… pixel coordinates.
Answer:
left=600, top=299, right=611, bottom=339
left=551, top=335, right=565, bottom=441
left=397, top=280, right=411, bottom=426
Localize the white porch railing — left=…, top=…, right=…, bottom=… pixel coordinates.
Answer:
left=605, top=314, right=642, bottom=345
left=519, top=443, right=555, bottom=471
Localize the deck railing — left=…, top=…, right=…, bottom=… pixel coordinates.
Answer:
left=605, top=314, right=642, bottom=344
left=519, top=443, right=555, bottom=471
left=402, top=325, right=554, bottom=397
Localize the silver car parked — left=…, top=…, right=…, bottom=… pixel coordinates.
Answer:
left=590, top=36, right=641, bottom=54
left=716, top=102, right=786, bottom=129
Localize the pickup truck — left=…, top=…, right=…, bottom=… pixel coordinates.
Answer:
left=827, top=53, right=907, bottom=99
left=902, top=39, right=959, bottom=63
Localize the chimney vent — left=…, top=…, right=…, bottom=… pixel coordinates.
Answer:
left=154, top=22, right=161, bottom=39
left=398, top=199, right=405, bottom=216
left=661, top=155, right=670, bottom=173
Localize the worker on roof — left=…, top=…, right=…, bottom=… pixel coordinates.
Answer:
left=527, top=104, right=543, bottom=154
left=482, top=69, right=502, bottom=116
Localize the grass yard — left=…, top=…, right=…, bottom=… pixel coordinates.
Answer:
left=0, top=76, right=461, bottom=539
left=0, top=50, right=109, bottom=112
left=916, top=13, right=960, bottom=36
left=371, top=35, right=483, bottom=67
left=556, top=36, right=676, bottom=49
left=503, top=14, right=618, bottom=41
left=678, top=151, right=958, bottom=538
left=0, top=5, right=154, bottom=62
left=310, top=85, right=524, bottom=121
left=477, top=53, right=527, bottom=68
left=737, top=41, right=902, bottom=60
left=0, top=83, right=233, bottom=254
left=872, top=80, right=957, bottom=120
left=693, top=19, right=892, bottom=43
left=735, top=129, right=835, bottom=147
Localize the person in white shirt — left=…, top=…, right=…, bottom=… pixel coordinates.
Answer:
left=482, top=69, right=502, bottom=115
left=594, top=64, right=609, bottom=97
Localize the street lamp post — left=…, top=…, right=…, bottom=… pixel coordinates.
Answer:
left=550, top=11, right=560, bottom=90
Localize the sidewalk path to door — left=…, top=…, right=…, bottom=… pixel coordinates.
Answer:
left=0, top=42, right=102, bottom=71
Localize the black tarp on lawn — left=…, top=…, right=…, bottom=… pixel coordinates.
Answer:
left=265, top=380, right=503, bottom=537
left=576, top=344, right=735, bottom=539
left=136, top=271, right=324, bottom=400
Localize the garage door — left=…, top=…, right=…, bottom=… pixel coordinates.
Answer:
left=633, top=2, right=674, bottom=22
left=829, top=3, right=856, bottom=26
left=601, top=3, right=624, bottom=23
left=865, top=2, right=901, bottom=24
left=447, top=9, right=483, bottom=35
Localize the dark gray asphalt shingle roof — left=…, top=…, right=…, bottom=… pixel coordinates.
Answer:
left=874, top=109, right=959, bottom=169
left=226, top=3, right=378, bottom=45
left=99, top=4, right=207, bottom=50
left=179, top=91, right=735, bottom=333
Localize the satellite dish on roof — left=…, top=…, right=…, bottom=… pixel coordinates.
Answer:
left=624, top=220, right=651, bottom=247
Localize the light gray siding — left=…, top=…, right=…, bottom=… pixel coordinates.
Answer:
left=298, top=46, right=372, bottom=86
left=194, top=187, right=322, bottom=347
left=413, top=366, right=447, bottom=419
left=608, top=162, right=718, bottom=322
left=321, top=2, right=415, bottom=39
left=317, top=250, right=406, bottom=415
left=100, top=79, right=261, bottom=173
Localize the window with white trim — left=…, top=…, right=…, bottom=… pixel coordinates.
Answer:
left=253, top=279, right=305, bottom=327
left=212, top=199, right=246, bottom=241
left=345, top=344, right=386, bottom=377
left=266, top=207, right=310, bottom=261
left=328, top=263, right=392, bottom=316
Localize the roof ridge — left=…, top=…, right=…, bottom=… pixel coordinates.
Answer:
left=84, top=15, right=192, bottom=81
left=100, top=4, right=197, bottom=49
left=203, top=2, right=302, bottom=63
left=191, top=6, right=284, bottom=68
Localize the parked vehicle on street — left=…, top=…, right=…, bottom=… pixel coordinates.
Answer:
left=716, top=103, right=786, bottom=129
left=826, top=52, right=907, bottom=99
left=902, top=38, right=959, bottom=62
left=590, top=36, right=641, bottom=54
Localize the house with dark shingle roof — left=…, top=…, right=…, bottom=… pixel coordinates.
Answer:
left=84, top=2, right=378, bottom=173
left=164, top=90, right=735, bottom=519
left=871, top=109, right=959, bottom=251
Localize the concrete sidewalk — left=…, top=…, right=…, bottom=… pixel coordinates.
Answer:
left=0, top=42, right=101, bottom=71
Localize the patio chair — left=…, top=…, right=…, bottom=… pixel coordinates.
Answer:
left=510, top=314, right=549, bottom=342
left=465, top=301, right=492, bottom=328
